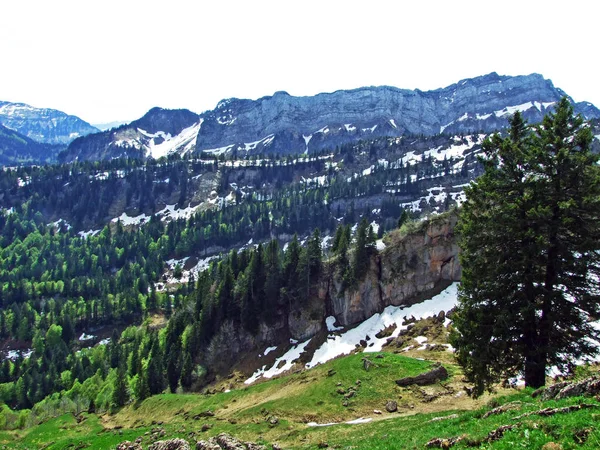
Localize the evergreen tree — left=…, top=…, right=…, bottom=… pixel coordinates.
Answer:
left=281, top=234, right=302, bottom=310
left=263, top=239, right=281, bottom=322
left=166, top=352, right=181, bottom=394
left=134, top=362, right=150, bottom=402
left=352, top=218, right=374, bottom=282
left=146, top=336, right=165, bottom=395
left=452, top=102, right=600, bottom=396
left=180, top=352, right=193, bottom=391
left=111, top=362, right=129, bottom=408
left=331, top=224, right=344, bottom=254
left=397, top=210, right=409, bottom=229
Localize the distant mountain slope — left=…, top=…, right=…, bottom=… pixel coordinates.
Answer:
left=59, top=72, right=600, bottom=162
left=0, top=123, right=64, bottom=165
left=0, top=101, right=99, bottom=145
left=194, top=72, right=600, bottom=156
left=58, top=107, right=200, bottom=162
left=92, top=120, right=129, bottom=131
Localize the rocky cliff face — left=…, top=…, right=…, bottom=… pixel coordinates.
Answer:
left=321, top=213, right=460, bottom=330
left=60, top=73, right=600, bottom=162
left=0, top=101, right=99, bottom=146
left=194, top=73, right=600, bottom=156
left=204, top=214, right=461, bottom=374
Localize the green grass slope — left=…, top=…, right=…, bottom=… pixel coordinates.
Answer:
left=2, top=352, right=599, bottom=449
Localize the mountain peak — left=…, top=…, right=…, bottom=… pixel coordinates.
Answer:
left=0, top=100, right=98, bottom=145
left=60, top=73, right=600, bottom=162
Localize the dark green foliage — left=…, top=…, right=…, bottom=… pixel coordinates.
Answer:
left=180, top=352, right=193, bottom=392
left=352, top=218, right=376, bottom=282
left=397, top=210, right=409, bottom=228
left=111, top=362, right=129, bottom=408
left=0, top=123, right=65, bottom=165
left=452, top=100, right=600, bottom=396
left=146, top=335, right=165, bottom=396
left=0, top=132, right=475, bottom=413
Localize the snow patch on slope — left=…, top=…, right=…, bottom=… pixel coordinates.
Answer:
left=306, top=283, right=459, bottom=368
left=143, top=120, right=203, bottom=159
left=245, top=339, right=312, bottom=384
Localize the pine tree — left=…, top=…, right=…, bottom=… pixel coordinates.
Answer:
left=166, top=352, right=181, bottom=394
left=306, top=228, right=323, bottom=279
left=352, top=218, right=375, bottom=282
left=281, top=234, right=302, bottom=310
left=263, top=239, right=281, bottom=323
left=452, top=101, right=600, bottom=396
left=180, top=351, right=193, bottom=392
left=111, top=362, right=129, bottom=408
left=397, top=210, right=409, bottom=229
left=134, top=362, right=150, bottom=402
left=146, top=335, right=165, bottom=395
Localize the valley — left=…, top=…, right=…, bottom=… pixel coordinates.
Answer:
left=0, top=74, right=599, bottom=449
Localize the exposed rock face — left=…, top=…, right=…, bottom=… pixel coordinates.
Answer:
left=0, top=101, right=99, bottom=145
left=148, top=439, right=191, bottom=450
left=381, top=214, right=461, bottom=306
left=395, top=364, right=449, bottom=386
left=327, top=213, right=460, bottom=329
left=206, top=213, right=461, bottom=372
left=204, top=315, right=289, bottom=374
left=194, top=73, right=600, bottom=156
left=288, top=284, right=327, bottom=341
left=533, top=376, right=600, bottom=400
left=60, top=73, right=600, bottom=161
left=328, top=256, right=384, bottom=327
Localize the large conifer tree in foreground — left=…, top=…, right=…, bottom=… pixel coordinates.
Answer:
left=452, top=98, right=600, bottom=396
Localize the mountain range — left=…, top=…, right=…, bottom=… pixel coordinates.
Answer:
left=2, top=73, right=600, bottom=449
left=0, top=101, right=99, bottom=145
left=58, top=72, right=600, bottom=162
left=1, top=72, right=599, bottom=165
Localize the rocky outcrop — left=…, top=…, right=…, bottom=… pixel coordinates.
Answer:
left=395, top=364, right=449, bottom=386
left=327, top=256, right=384, bottom=327
left=532, top=376, right=600, bottom=400
left=204, top=315, right=289, bottom=374
left=116, top=442, right=143, bottom=450
left=148, top=439, right=191, bottom=450
left=0, top=101, right=98, bottom=145
left=196, top=433, right=266, bottom=450
left=210, top=213, right=461, bottom=371
left=288, top=284, right=327, bottom=341
left=325, top=213, right=460, bottom=329
left=380, top=213, right=461, bottom=306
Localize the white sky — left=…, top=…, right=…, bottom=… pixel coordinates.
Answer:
left=1, top=0, right=598, bottom=125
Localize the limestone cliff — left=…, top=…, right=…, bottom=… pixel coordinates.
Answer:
left=203, top=213, right=461, bottom=376
left=59, top=73, right=600, bottom=162
left=317, top=212, right=460, bottom=331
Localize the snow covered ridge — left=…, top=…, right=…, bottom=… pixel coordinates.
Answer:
left=111, top=120, right=203, bottom=159
left=244, top=283, right=460, bottom=384
left=439, top=101, right=557, bottom=134
left=0, top=100, right=99, bottom=145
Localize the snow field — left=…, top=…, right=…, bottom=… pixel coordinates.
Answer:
left=245, top=283, right=459, bottom=384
